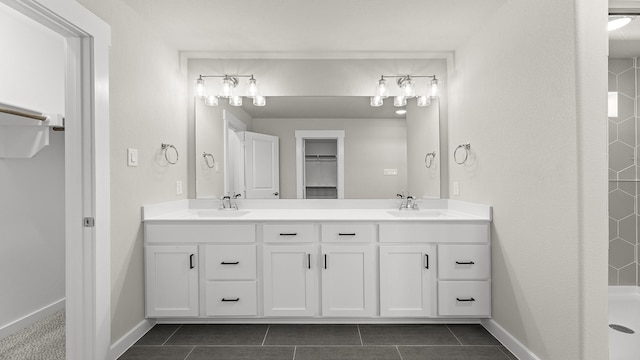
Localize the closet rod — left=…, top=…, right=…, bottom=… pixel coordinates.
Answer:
left=0, top=107, right=47, bottom=121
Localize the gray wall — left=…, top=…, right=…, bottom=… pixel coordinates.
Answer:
left=608, top=58, right=639, bottom=286
left=449, top=0, right=607, bottom=359
left=76, top=0, right=188, bottom=343
left=0, top=3, right=65, bottom=334
left=252, top=118, right=407, bottom=199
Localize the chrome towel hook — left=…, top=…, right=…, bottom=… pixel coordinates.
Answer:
left=425, top=152, right=436, bottom=168
left=454, top=143, right=471, bottom=165
left=203, top=152, right=215, bottom=168
left=161, top=143, right=179, bottom=165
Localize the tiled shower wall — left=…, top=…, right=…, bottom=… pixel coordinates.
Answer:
left=608, top=58, right=639, bottom=286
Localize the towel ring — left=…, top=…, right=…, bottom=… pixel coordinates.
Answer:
left=203, top=152, right=215, bottom=168
left=425, top=152, right=436, bottom=168
left=454, top=143, right=471, bottom=165
left=161, top=143, right=179, bottom=165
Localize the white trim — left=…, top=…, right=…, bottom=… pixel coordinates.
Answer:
left=109, top=319, right=155, bottom=360
left=181, top=51, right=454, bottom=61
left=223, top=109, right=247, bottom=196
left=482, top=319, right=542, bottom=360
left=609, top=285, right=640, bottom=296
left=295, top=130, right=345, bottom=199
left=0, top=298, right=65, bottom=340
left=0, top=1, right=111, bottom=359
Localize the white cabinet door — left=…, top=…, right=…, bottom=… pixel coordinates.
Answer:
left=379, top=245, right=436, bottom=317
left=145, top=245, right=198, bottom=317
left=244, top=131, right=280, bottom=199
left=321, top=245, right=375, bottom=317
left=263, top=245, right=316, bottom=316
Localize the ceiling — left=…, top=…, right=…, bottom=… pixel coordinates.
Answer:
left=609, top=1, right=640, bottom=57
left=122, top=0, right=507, bottom=53
left=241, top=96, right=406, bottom=119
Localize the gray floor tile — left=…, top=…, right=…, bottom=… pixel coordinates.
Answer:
left=398, top=345, right=510, bottom=360
left=165, top=324, right=268, bottom=345
left=186, top=346, right=294, bottom=359
left=135, top=324, right=181, bottom=345
left=264, top=324, right=361, bottom=345
left=499, top=346, right=519, bottom=360
left=359, top=325, right=459, bottom=345
left=118, top=345, right=194, bottom=360
left=446, top=325, right=501, bottom=345
left=295, top=346, right=401, bottom=360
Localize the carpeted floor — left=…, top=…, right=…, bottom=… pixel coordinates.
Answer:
left=0, top=310, right=65, bottom=360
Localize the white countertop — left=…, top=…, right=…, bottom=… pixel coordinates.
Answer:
left=142, top=199, right=492, bottom=222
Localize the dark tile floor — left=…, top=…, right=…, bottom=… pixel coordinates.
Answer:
left=118, top=324, right=518, bottom=360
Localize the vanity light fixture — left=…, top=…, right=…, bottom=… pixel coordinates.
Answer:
left=372, top=74, right=439, bottom=107
left=195, top=74, right=266, bottom=107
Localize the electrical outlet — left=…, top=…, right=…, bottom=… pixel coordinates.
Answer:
left=176, top=181, right=183, bottom=195
left=127, top=148, right=138, bottom=167
left=384, top=169, right=398, bottom=176
left=453, top=181, right=460, bottom=196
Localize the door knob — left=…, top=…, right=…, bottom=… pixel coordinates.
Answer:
left=273, top=192, right=279, bottom=196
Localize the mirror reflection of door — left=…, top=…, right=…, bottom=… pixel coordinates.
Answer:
left=304, top=139, right=338, bottom=199
left=243, top=131, right=280, bottom=199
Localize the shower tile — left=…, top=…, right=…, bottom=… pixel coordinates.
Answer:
left=609, top=120, right=618, bottom=144
left=618, top=118, right=636, bottom=147
left=619, top=215, right=637, bottom=244
left=619, top=262, right=637, bottom=285
left=610, top=218, right=618, bottom=241
left=609, top=190, right=635, bottom=220
left=615, top=94, right=635, bottom=124
left=609, top=58, right=634, bottom=74
left=609, top=72, right=617, bottom=92
left=618, top=68, right=636, bottom=98
left=609, top=266, right=619, bottom=285
left=610, top=238, right=635, bottom=269
left=610, top=142, right=635, bottom=172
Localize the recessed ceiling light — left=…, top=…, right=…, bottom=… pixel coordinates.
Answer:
left=395, top=109, right=407, bottom=115
left=608, top=16, right=633, bottom=31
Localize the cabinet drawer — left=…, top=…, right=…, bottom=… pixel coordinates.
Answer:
left=205, top=281, right=257, bottom=316
left=205, top=245, right=256, bottom=280
left=263, top=224, right=315, bottom=242
left=438, top=245, right=490, bottom=280
left=321, top=223, right=376, bottom=242
left=379, top=223, right=489, bottom=243
left=438, top=281, right=490, bottom=317
left=145, top=223, right=256, bottom=243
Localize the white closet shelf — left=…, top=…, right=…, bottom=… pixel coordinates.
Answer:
left=0, top=102, right=65, bottom=159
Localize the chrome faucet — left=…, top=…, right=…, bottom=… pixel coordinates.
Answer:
left=397, top=192, right=419, bottom=211
left=219, top=193, right=241, bottom=210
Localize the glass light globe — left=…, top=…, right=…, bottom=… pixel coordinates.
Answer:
left=247, top=78, right=259, bottom=98
left=370, top=96, right=383, bottom=107
left=195, top=78, right=206, bottom=98
left=416, top=95, right=431, bottom=107
left=229, top=95, right=243, bottom=107
left=220, top=77, right=234, bottom=98
left=253, top=95, right=266, bottom=107
left=204, top=95, right=218, bottom=106
left=375, top=78, right=389, bottom=98
left=394, top=96, right=406, bottom=107
left=401, top=78, right=415, bottom=98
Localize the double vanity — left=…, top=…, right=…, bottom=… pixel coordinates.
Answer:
left=142, top=199, right=492, bottom=323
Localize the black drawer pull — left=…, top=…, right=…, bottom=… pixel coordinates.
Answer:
left=456, top=297, right=476, bottom=302
left=189, top=254, right=195, bottom=269
left=424, top=254, right=429, bottom=269
left=279, top=233, right=298, bottom=236
left=221, top=261, right=240, bottom=265
left=338, top=233, right=356, bottom=236
left=324, top=254, right=327, bottom=269
left=307, top=254, right=311, bottom=269
left=221, top=298, right=240, bottom=302
left=455, top=261, right=475, bottom=265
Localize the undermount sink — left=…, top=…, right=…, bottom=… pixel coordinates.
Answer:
left=196, top=210, right=250, bottom=218
left=387, top=210, right=442, bottom=218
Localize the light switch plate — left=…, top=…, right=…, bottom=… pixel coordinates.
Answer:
left=127, top=148, right=138, bottom=167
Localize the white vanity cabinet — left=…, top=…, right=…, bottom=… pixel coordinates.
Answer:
left=145, top=245, right=199, bottom=317
left=263, top=244, right=317, bottom=316
left=379, top=245, right=436, bottom=317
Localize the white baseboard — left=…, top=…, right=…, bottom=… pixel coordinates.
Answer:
left=0, top=298, right=65, bottom=340
left=109, top=318, right=155, bottom=360
left=482, top=319, right=541, bottom=360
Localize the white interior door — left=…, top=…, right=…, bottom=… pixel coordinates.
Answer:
left=244, top=131, right=279, bottom=198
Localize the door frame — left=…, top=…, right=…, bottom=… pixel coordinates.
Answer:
left=295, top=130, right=345, bottom=199
left=223, top=109, right=247, bottom=196
left=0, top=1, right=111, bottom=359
